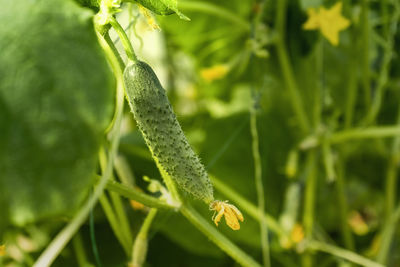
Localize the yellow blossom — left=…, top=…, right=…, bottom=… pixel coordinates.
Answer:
left=303, top=2, right=350, bottom=46
left=138, top=4, right=160, bottom=31
left=0, top=244, right=5, bottom=256
left=210, top=200, right=244, bottom=230
left=200, top=64, right=229, bottom=82
left=130, top=199, right=146, bottom=210
left=290, top=223, right=305, bottom=243
left=348, top=210, right=369, bottom=235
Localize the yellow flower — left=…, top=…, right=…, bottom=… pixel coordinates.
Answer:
left=348, top=210, right=369, bottom=235
left=210, top=200, right=244, bottom=230
left=0, top=244, right=5, bottom=256
left=290, top=223, right=305, bottom=243
left=138, top=4, right=160, bottom=31
left=200, top=64, right=229, bottom=83
left=303, top=2, right=350, bottom=46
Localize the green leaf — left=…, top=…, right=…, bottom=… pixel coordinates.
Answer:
left=74, top=0, right=100, bottom=11
left=0, top=0, right=114, bottom=231
left=125, top=0, right=189, bottom=20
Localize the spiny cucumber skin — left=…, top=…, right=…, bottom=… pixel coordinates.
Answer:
left=123, top=61, right=214, bottom=203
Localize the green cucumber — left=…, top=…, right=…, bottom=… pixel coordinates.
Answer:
left=123, top=61, right=213, bottom=204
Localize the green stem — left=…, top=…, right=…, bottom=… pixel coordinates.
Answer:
left=178, top=1, right=250, bottom=31
left=180, top=204, right=262, bottom=267
left=250, top=106, right=270, bottom=267
left=89, top=209, right=102, bottom=267
left=343, top=0, right=357, bottom=129
left=103, top=179, right=177, bottom=209
left=360, top=0, right=370, bottom=108
left=307, top=240, right=384, bottom=267
left=275, top=0, right=310, bottom=134
left=302, top=151, right=317, bottom=267
left=105, top=34, right=125, bottom=70
left=72, top=233, right=89, bottom=267
left=114, top=155, right=136, bottom=186
left=313, top=37, right=323, bottom=128
left=109, top=16, right=137, bottom=62
left=33, top=30, right=125, bottom=267
left=300, top=126, right=400, bottom=149
left=381, top=0, right=389, bottom=37
left=138, top=209, right=157, bottom=239
left=322, top=139, right=335, bottom=182
left=131, top=208, right=158, bottom=267
left=331, top=127, right=400, bottom=144
left=344, top=53, right=357, bottom=128
left=377, top=202, right=400, bottom=263
left=385, top=107, right=400, bottom=222
left=99, top=149, right=133, bottom=253
left=361, top=0, right=399, bottom=126
left=210, top=175, right=287, bottom=238
left=99, top=194, right=130, bottom=255
left=103, top=34, right=125, bottom=133
left=336, top=160, right=354, bottom=250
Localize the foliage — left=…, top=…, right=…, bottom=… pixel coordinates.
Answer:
left=1, top=0, right=400, bottom=266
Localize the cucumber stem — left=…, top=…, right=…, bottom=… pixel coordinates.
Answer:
left=109, top=16, right=138, bottom=62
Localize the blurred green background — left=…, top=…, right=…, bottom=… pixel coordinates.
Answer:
left=1, top=0, right=400, bottom=266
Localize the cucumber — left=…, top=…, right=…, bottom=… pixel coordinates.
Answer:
left=123, top=61, right=214, bottom=204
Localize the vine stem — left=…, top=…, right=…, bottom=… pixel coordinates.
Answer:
left=335, top=160, right=354, bottom=250
left=105, top=177, right=266, bottom=267
left=33, top=30, right=125, bottom=267
left=377, top=202, right=400, bottom=263
left=131, top=208, right=158, bottom=267
left=98, top=148, right=133, bottom=255
left=344, top=2, right=358, bottom=129
left=384, top=106, right=400, bottom=222
left=301, top=151, right=317, bottom=267
left=104, top=179, right=177, bottom=209
left=72, top=233, right=89, bottom=267
left=180, top=204, right=262, bottom=267
left=109, top=16, right=137, bottom=62
left=307, top=240, right=384, bottom=267
left=361, top=0, right=399, bottom=126
left=300, top=126, right=400, bottom=149
left=360, top=0, right=371, bottom=107
left=275, top=0, right=310, bottom=134
left=250, top=104, right=270, bottom=267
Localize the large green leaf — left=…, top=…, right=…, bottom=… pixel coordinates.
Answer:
left=0, top=0, right=114, bottom=231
